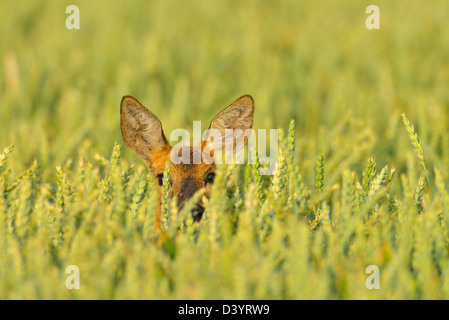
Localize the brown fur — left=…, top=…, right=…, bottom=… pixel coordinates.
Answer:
left=120, top=94, right=254, bottom=231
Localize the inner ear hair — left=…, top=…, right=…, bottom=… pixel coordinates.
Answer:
left=209, top=94, right=254, bottom=134
left=201, top=95, right=254, bottom=157
left=120, top=96, right=168, bottom=161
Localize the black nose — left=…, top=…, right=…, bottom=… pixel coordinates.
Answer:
left=191, top=206, right=204, bottom=221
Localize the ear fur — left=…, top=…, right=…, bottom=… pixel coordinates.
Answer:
left=120, top=96, right=169, bottom=162
left=203, top=95, right=255, bottom=153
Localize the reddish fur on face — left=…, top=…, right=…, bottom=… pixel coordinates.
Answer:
left=148, top=145, right=215, bottom=229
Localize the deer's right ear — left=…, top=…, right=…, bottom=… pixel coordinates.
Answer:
left=120, top=96, right=169, bottom=162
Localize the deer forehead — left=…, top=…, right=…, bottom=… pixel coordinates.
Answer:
left=149, top=146, right=214, bottom=177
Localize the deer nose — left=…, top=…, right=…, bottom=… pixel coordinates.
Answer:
left=191, top=206, right=204, bottom=221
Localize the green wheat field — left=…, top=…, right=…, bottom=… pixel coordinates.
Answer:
left=1, top=0, right=449, bottom=299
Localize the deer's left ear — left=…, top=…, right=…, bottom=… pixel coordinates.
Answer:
left=202, top=95, right=254, bottom=153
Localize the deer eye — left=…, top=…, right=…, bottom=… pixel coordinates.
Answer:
left=157, top=174, right=164, bottom=186
left=205, top=172, right=215, bottom=185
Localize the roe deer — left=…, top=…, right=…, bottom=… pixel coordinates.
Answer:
left=120, top=95, right=254, bottom=227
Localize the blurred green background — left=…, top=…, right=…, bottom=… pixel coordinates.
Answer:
left=1, top=0, right=448, bottom=182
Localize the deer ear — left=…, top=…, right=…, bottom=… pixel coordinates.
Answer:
left=203, top=95, right=254, bottom=153
left=120, top=96, right=169, bottom=162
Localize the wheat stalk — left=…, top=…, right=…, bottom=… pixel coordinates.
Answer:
left=160, top=162, right=171, bottom=231
left=401, top=113, right=432, bottom=196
